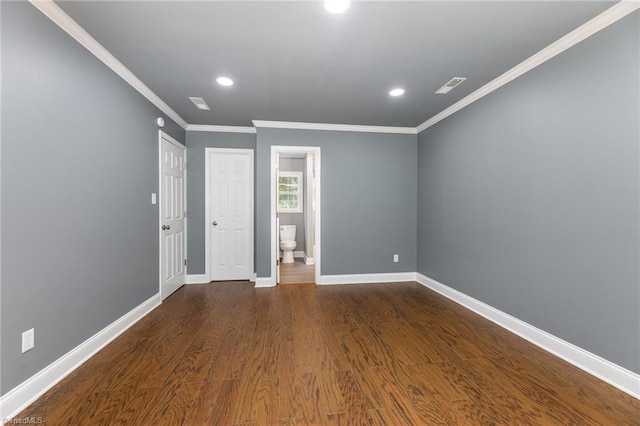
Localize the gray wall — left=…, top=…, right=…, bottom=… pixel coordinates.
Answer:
left=278, top=157, right=306, bottom=253
left=1, top=2, right=185, bottom=394
left=417, top=12, right=639, bottom=373
left=185, top=131, right=256, bottom=275
left=256, top=128, right=417, bottom=278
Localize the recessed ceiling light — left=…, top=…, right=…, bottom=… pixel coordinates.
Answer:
left=324, top=0, right=350, bottom=14
left=189, top=96, right=210, bottom=111
left=435, top=77, right=466, bottom=95
left=389, top=88, right=405, bottom=97
left=216, top=76, right=234, bottom=87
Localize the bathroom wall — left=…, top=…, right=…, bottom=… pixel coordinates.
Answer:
left=278, top=157, right=306, bottom=254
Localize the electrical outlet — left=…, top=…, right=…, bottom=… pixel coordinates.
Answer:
left=22, top=328, right=34, bottom=353
left=393, top=254, right=399, bottom=263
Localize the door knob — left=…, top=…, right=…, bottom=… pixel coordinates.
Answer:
left=162, top=224, right=171, bottom=230
left=212, top=221, right=218, bottom=226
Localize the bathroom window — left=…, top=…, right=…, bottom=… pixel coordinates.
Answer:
left=278, top=171, right=303, bottom=213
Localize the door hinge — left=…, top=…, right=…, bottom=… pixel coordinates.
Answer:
left=184, top=259, right=187, bottom=266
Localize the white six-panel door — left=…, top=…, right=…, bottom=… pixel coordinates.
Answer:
left=160, top=132, right=186, bottom=299
left=206, top=149, right=253, bottom=281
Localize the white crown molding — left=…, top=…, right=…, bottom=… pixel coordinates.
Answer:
left=253, top=120, right=417, bottom=135
left=416, top=1, right=640, bottom=133
left=317, top=272, right=417, bottom=285
left=28, top=0, right=188, bottom=130
left=0, top=294, right=161, bottom=422
left=29, top=0, right=638, bottom=142
left=415, top=273, right=640, bottom=399
left=186, top=124, right=257, bottom=134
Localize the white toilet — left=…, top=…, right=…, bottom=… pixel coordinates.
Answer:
left=279, top=225, right=296, bottom=264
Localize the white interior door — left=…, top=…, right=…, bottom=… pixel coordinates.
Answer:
left=207, top=149, right=253, bottom=281
left=160, top=132, right=186, bottom=299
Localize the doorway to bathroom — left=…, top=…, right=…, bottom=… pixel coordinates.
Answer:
left=271, top=146, right=320, bottom=285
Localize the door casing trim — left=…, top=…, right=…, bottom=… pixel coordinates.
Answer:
left=270, top=146, right=321, bottom=286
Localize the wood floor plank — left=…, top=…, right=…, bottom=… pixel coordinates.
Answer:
left=451, top=395, right=514, bottom=426
left=209, top=379, right=240, bottom=426
left=127, top=370, right=186, bottom=425
left=394, top=363, right=465, bottom=425
left=180, top=384, right=217, bottom=425
left=499, top=352, right=640, bottom=425
left=16, top=359, right=113, bottom=422
left=255, top=375, right=281, bottom=425
left=108, top=387, right=159, bottom=426
left=455, top=355, right=602, bottom=425
left=334, top=369, right=372, bottom=426
left=56, top=389, right=106, bottom=426
left=232, top=320, right=269, bottom=423
left=152, top=381, right=201, bottom=426
left=261, top=287, right=293, bottom=376
left=80, top=386, right=131, bottom=426
left=367, top=406, right=415, bottom=425
left=335, top=334, right=390, bottom=409
left=11, top=281, right=639, bottom=425
left=323, top=412, right=349, bottom=425
left=367, top=365, right=443, bottom=425
left=290, top=372, right=324, bottom=424
left=279, top=259, right=315, bottom=284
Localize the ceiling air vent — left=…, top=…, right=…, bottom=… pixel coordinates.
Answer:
left=435, top=77, right=466, bottom=95
left=189, top=97, right=210, bottom=110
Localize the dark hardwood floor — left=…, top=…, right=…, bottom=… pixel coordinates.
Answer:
left=13, top=281, right=639, bottom=425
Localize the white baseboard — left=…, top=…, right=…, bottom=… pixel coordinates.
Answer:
left=415, top=273, right=640, bottom=399
left=303, top=256, right=315, bottom=265
left=185, top=274, right=208, bottom=284
left=0, top=294, right=162, bottom=421
left=186, top=274, right=256, bottom=284
left=317, top=272, right=417, bottom=285
left=254, top=277, right=276, bottom=288
left=4, top=271, right=634, bottom=424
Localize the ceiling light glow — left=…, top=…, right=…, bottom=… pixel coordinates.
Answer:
left=389, top=88, right=405, bottom=97
left=216, top=76, right=234, bottom=87
left=324, top=0, right=351, bottom=14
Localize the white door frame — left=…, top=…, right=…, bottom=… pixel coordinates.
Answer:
left=205, top=147, right=255, bottom=282
left=158, top=130, right=187, bottom=299
left=270, top=145, right=321, bottom=286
